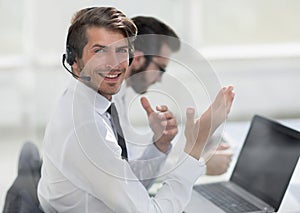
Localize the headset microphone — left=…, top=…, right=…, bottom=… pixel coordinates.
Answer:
left=62, top=54, right=91, bottom=81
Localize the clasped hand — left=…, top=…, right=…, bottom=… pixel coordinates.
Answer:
left=140, top=97, right=178, bottom=153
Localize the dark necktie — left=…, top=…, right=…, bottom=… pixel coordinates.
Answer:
left=107, top=103, right=128, bottom=160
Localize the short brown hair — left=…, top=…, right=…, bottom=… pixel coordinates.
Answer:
left=66, top=7, right=137, bottom=60
left=131, top=16, right=180, bottom=65
left=132, top=16, right=180, bottom=52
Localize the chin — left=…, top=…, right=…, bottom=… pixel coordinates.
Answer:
left=132, top=85, right=148, bottom=94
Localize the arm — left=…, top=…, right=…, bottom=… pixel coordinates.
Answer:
left=128, top=144, right=169, bottom=189
left=42, top=84, right=234, bottom=212
left=185, top=86, right=235, bottom=160
left=127, top=97, right=178, bottom=188
left=206, top=143, right=233, bottom=175
left=57, top=120, right=204, bottom=212
left=131, top=85, right=235, bottom=183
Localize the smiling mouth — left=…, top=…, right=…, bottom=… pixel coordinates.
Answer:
left=98, top=72, right=122, bottom=80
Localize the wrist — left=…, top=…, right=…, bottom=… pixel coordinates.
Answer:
left=154, top=141, right=170, bottom=153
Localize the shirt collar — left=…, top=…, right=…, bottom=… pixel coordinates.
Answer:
left=69, top=78, right=111, bottom=115
left=112, top=82, right=126, bottom=103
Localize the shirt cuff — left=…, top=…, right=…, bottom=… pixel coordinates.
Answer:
left=173, top=153, right=206, bottom=184
left=142, top=143, right=172, bottom=160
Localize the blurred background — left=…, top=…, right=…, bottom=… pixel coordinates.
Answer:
left=1, top=0, right=300, bottom=209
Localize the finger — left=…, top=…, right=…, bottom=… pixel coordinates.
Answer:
left=186, top=107, right=195, bottom=130
left=164, top=111, right=174, bottom=119
left=163, top=127, right=178, bottom=136
left=161, top=118, right=177, bottom=127
left=226, top=93, right=235, bottom=113
left=157, top=112, right=167, bottom=120
left=156, top=105, right=168, bottom=112
left=216, top=143, right=230, bottom=151
left=157, top=110, right=174, bottom=120
left=227, top=85, right=234, bottom=92
left=212, top=87, right=226, bottom=107
left=140, top=97, right=154, bottom=116
left=215, top=149, right=234, bottom=156
left=225, top=86, right=235, bottom=113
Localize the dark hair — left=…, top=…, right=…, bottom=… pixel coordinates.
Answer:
left=131, top=16, right=180, bottom=63
left=67, top=7, right=137, bottom=60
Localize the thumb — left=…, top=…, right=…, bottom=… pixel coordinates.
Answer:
left=185, top=107, right=195, bottom=130
left=140, top=97, right=154, bottom=116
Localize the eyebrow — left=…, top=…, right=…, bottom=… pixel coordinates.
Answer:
left=91, top=44, right=129, bottom=49
left=116, top=45, right=130, bottom=50
left=91, top=44, right=106, bottom=48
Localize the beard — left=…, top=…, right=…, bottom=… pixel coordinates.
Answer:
left=129, top=63, right=150, bottom=94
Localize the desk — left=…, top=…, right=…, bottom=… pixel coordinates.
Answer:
left=187, top=119, right=300, bottom=213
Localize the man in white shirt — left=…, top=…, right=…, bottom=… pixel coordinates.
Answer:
left=114, top=16, right=233, bottom=181
left=38, top=7, right=234, bottom=212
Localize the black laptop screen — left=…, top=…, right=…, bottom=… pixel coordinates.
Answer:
left=231, top=115, right=300, bottom=211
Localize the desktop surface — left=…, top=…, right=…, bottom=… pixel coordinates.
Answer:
left=186, top=118, right=300, bottom=213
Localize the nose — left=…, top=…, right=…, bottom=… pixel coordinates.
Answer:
left=105, top=51, right=120, bottom=70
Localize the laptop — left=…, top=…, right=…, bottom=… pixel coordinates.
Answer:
left=186, top=115, right=300, bottom=213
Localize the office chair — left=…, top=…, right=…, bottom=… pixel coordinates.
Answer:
left=3, top=141, right=43, bottom=213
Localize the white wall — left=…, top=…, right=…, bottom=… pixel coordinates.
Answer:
left=1, top=56, right=299, bottom=129
left=1, top=0, right=300, bottom=130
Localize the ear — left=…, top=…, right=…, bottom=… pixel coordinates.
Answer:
left=71, top=57, right=81, bottom=76
left=131, top=50, right=146, bottom=69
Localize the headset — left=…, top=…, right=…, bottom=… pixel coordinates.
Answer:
left=62, top=45, right=90, bottom=81
left=62, top=43, right=134, bottom=81
left=65, top=45, right=76, bottom=66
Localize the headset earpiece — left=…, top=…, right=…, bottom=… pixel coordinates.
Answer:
left=129, top=48, right=134, bottom=66
left=66, top=45, right=76, bottom=66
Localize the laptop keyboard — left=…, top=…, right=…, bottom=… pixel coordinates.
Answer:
left=194, top=184, right=261, bottom=213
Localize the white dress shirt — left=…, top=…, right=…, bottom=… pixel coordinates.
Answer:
left=113, top=84, right=173, bottom=188
left=38, top=78, right=205, bottom=212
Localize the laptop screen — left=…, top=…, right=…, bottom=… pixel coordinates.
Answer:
left=231, top=115, right=300, bottom=211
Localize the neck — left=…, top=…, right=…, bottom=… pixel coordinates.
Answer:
left=124, top=67, right=132, bottom=88
left=98, top=91, right=112, bottom=101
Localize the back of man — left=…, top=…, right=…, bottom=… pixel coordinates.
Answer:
left=38, top=7, right=211, bottom=212
left=116, top=16, right=233, bottom=177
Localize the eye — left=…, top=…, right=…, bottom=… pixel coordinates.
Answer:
left=117, top=47, right=129, bottom=53
left=95, top=48, right=105, bottom=54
